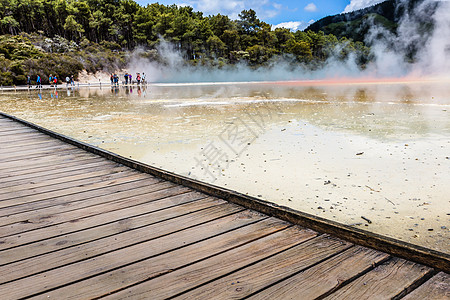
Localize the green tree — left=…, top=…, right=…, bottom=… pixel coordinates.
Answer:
left=64, top=15, right=84, bottom=40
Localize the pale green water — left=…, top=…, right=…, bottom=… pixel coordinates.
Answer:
left=1, top=81, right=449, bottom=253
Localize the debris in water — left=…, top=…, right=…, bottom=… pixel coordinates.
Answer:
left=361, top=216, right=372, bottom=224
left=356, top=152, right=364, bottom=155
left=365, top=185, right=380, bottom=192
left=385, top=197, right=395, bottom=205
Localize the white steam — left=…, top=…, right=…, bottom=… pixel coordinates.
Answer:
left=415, top=0, right=450, bottom=75
left=126, top=0, right=450, bottom=83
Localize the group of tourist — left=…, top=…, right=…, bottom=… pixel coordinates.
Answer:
left=110, top=73, right=120, bottom=86
left=112, top=72, right=146, bottom=86
left=26, top=72, right=147, bottom=89
left=27, top=74, right=75, bottom=88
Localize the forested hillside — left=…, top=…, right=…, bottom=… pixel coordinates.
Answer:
left=1, top=0, right=371, bottom=85
left=306, top=0, right=436, bottom=42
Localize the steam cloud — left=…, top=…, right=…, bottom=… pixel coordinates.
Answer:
left=127, top=0, right=450, bottom=83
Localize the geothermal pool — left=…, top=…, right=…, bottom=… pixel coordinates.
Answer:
left=0, top=80, right=449, bottom=253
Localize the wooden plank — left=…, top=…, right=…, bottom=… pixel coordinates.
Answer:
left=0, top=152, right=96, bottom=171
left=0, top=140, right=66, bottom=154
left=0, top=159, right=115, bottom=184
left=2, top=209, right=266, bottom=299
left=323, top=258, right=434, bottom=299
left=0, top=123, right=34, bottom=130
left=0, top=132, right=50, bottom=142
left=0, top=186, right=193, bottom=249
left=0, top=177, right=161, bottom=221
left=0, top=124, right=34, bottom=131
left=0, top=173, right=151, bottom=217
left=1, top=135, right=52, bottom=145
left=0, top=145, right=85, bottom=163
left=248, top=246, right=390, bottom=300
left=27, top=217, right=289, bottom=300
left=0, top=137, right=58, bottom=149
left=0, top=198, right=227, bottom=283
left=0, top=143, right=75, bottom=159
left=0, top=138, right=74, bottom=153
left=402, top=272, right=450, bottom=300
left=174, top=235, right=353, bottom=299
left=0, top=160, right=119, bottom=188
left=0, top=181, right=177, bottom=236
left=0, top=128, right=36, bottom=136
left=0, top=192, right=211, bottom=266
left=0, top=167, right=134, bottom=202
left=0, top=122, right=33, bottom=131
left=0, top=157, right=104, bottom=179
left=103, top=226, right=318, bottom=300
left=0, top=151, right=93, bottom=170
left=0, top=165, right=132, bottom=198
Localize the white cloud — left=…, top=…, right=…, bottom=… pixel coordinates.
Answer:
left=304, top=3, right=317, bottom=12
left=272, top=21, right=309, bottom=31
left=343, top=0, right=385, bottom=13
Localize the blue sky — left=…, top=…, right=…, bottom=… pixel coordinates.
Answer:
left=135, top=0, right=384, bottom=30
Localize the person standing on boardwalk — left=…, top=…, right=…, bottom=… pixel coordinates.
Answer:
left=136, top=73, right=141, bottom=85
left=49, top=74, right=53, bottom=86
left=70, top=75, right=75, bottom=86
left=27, top=75, right=31, bottom=88
left=53, top=76, right=58, bottom=87
left=36, top=75, right=42, bottom=88
left=124, top=73, right=128, bottom=85
left=110, top=74, right=114, bottom=85
left=142, top=72, right=146, bottom=84
left=66, top=76, right=70, bottom=86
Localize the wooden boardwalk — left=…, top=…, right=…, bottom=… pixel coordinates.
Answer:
left=0, top=114, right=448, bottom=299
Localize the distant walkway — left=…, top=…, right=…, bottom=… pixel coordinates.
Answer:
left=0, top=82, right=149, bottom=91
left=0, top=113, right=448, bottom=299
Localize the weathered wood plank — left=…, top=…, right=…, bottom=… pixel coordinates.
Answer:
left=0, top=132, right=52, bottom=142
left=175, top=235, right=352, bottom=299
left=0, top=128, right=36, bottom=136
left=323, top=258, right=434, bottom=299
left=0, top=173, right=151, bottom=217
left=0, top=160, right=118, bottom=188
left=1, top=136, right=53, bottom=146
left=0, top=121, right=37, bottom=129
left=0, top=138, right=64, bottom=151
left=103, top=226, right=318, bottom=300
left=28, top=217, right=289, bottom=300
left=0, top=181, right=176, bottom=236
left=0, top=143, right=76, bottom=160
left=248, top=246, right=390, bottom=300
left=0, top=157, right=104, bottom=179
left=0, top=152, right=95, bottom=171
left=0, top=193, right=213, bottom=266
left=0, top=145, right=86, bottom=163
left=1, top=135, right=59, bottom=146
left=0, top=168, right=135, bottom=202
left=0, top=198, right=227, bottom=283
left=2, top=209, right=265, bottom=299
left=0, top=177, right=162, bottom=224
left=402, top=272, right=450, bottom=300
left=0, top=185, right=192, bottom=246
